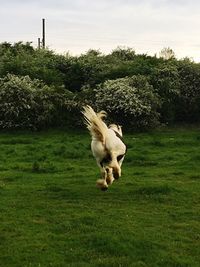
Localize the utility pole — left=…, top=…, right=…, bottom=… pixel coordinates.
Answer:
left=42, top=18, right=45, bottom=49
left=38, top=38, right=41, bottom=49
left=38, top=18, right=46, bottom=49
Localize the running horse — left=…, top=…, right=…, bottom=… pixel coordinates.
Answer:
left=82, top=105, right=126, bottom=191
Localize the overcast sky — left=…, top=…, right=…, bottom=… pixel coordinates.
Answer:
left=1, top=0, right=200, bottom=61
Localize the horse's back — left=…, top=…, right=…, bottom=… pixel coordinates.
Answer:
left=105, top=129, right=126, bottom=155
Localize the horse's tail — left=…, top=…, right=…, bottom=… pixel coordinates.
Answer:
left=82, top=105, right=108, bottom=144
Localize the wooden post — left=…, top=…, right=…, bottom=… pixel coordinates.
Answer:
left=38, top=38, right=41, bottom=49
left=42, top=18, right=45, bottom=49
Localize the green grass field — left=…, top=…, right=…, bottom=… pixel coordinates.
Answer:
left=0, top=127, right=200, bottom=267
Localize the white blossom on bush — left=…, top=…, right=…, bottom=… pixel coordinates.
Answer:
left=95, top=75, right=161, bottom=129
left=0, top=74, right=70, bottom=129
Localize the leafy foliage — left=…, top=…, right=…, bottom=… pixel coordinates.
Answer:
left=150, top=63, right=180, bottom=123
left=110, top=46, right=136, bottom=61
left=176, top=59, right=200, bottom=122
left=1, top=42, right=200, bottom=129
left=0, top=74, right=73, bottom=129
left=95, top=75, right=161, bottom=129
left=0, top=42, right=65, bottom=86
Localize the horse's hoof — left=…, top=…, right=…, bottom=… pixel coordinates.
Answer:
left=96, top=179, right=108, bottom=191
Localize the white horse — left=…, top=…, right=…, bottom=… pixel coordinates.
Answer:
left=82, top=105, right=126, bottom=191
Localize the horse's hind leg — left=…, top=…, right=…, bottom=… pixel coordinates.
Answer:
left=96, top=163, right=108, bottom=191
left=105, top=167, right=114, bottom=185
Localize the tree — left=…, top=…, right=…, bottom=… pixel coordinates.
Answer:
left=150, top=64, right=180, bottom=123
left=110, top=46, right=136, bottom=61
left=0, top=42, right=65, bottom=86
left=159, top=47, right=176, bottom=60
left=176, top=59, right=200, bottom=122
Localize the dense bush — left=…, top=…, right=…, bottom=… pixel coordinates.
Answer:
left=176, top=59, right=200, bottom=123
left=0, top=42, right=65, bottom=86
left=95, top=75, right=161, bottom=130
left=1, top=42, right=200, bottom=130
left=150, top=63, right=180, bottom=123
left=0, top=74, right=74, bottom=129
